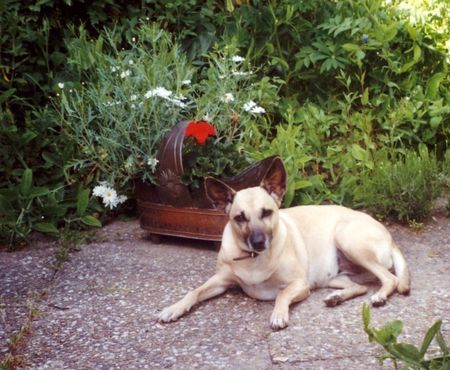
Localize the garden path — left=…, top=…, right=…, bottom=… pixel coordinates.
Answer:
left=1, top=215, right=449, bottom=369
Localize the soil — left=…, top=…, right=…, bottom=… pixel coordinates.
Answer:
left=1, top=213, right=449, bottom=369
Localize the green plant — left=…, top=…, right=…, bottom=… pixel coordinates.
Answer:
left=356, top=146, right=442, bottom=222
left=0, top=166, right=102, bottom=248
left=363, top=303, right=449, bottom=369
left=59, top=24, right=280, bottom=193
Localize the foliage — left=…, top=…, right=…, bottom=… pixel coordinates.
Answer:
left=362, top=304, right=449, bottom=369
left=59, top=25, right=195, bottom=187
left=0, top=166, right=102, bottom=248
left=1, top=0, right=449, bottom=243
left=356, top=146, right=442, bottom=222
left=220, top=0, right=448, bottom=210
left=59, top=25, right=280, bottom=191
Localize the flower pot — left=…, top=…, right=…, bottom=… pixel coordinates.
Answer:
left=136, top=121, right=278, bottom=241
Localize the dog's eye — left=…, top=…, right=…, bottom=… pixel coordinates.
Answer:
left=234, top=212, right=248, bottom=224
left=261, top=208, right=273, bottom=219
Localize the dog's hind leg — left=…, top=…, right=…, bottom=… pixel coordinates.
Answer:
left=339, top=246, right=399, bottom=307
left=324, top=275, right=368, bottom=307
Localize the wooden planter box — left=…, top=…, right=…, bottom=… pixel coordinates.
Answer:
left=136, top=121, right=277, bottom=242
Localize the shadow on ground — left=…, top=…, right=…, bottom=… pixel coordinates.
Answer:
left=1, top=216, right=449, bottom=369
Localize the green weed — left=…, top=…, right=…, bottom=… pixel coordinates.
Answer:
left=363, top=304, right=449, bottom=369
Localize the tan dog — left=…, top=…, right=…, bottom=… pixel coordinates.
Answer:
left=158, top=157, right=410, bottom=330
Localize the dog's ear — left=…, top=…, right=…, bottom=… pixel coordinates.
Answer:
left=205, top=177, right=236, bottom=213
left=260, top=157, right=287, bottom=206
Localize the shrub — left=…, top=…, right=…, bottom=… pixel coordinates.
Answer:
left=58, top=24, right=280, bottom=192
left=356, top=146, right=442, bottom=222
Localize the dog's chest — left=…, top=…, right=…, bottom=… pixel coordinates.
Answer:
left=232, top=264, right=284, bottom=301
left=239, top=279, right=284, bottom=301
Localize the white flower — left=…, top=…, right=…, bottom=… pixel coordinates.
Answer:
left=93, top=182, right=126, bottom=209
left=102, top=188, right=119, bottom=209
left=145, top=86, right=172, bottom=99
left=130, top=94, right=138, bottom=101
left=250, top=106, right=266, bottom=114
left=232, top=71, right=251, bottom=77
left=147, top=158, right=159, bottom=172
left=111, top=66, right=118, bottom=73
left=243, top=100, right=257, bottom=112
left=93, top=184, right=108, bottom=197
left=182, top=79, right=191, bottom=85
left=132, top=37, right=136, bottom=42
left=243, top=100, right=265, bottom=114
left=222, top=93, right=235, bottom=103
left=170, top=99, right=187, bottom=108
left=58, top=82, right=64, bottom=89
left=129, top=60, right=134, bottom=65
left=120, top=70, right=131, bottom=78
left=118, top=195, right=127, bottom=204
left=232, top=55, right=245, bottom=63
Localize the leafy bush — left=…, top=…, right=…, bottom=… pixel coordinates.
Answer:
left=58, top=24, right=280, bottom=191
left=356, top=146, right=442, bottom=222
left=363, top=304, right=449, bottom=369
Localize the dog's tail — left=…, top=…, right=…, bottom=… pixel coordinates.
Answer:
left=392, top=244, right=410, bottom=295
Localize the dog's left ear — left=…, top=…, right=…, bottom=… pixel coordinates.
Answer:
left=205, top=177, right=236, bottom=213
left=260, top=157, right=287, bottom=206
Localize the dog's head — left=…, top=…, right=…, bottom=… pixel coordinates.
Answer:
left=205, top=157, right=287, bottom=253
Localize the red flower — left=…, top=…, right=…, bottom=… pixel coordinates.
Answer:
left=185, top=121, right=217, bottom=145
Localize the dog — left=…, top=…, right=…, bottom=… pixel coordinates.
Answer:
left=158, top=157, right=410, bottom=330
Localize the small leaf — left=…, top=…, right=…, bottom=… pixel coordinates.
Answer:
left=21, top=130, right=37, bottom=144
left=77, top=188, right=90, bottom=216
left=20, top=169, right=33, bottom=196
left=420, top=320, right=442, bottom=358
left=0, top=88, right=16, bottom=104
left=426, top=73, right=445, bottom=99
left=391, top=343, right=422, bottom=364
left=436, top=327, right=449, bottom=356
left=361, top=88, right=369, bottom=106
left=30, top=186, right=51, bottom=197
left=81, top=215, right=102, bottom=227
left=374, top=320, right=403, bottom=345
left=33, top=222, right=59, bottom=234
left=294, top=180, right=312, bottom=190
left=351, top=144, right=368, bottom=161
left=362, top=303, right=371, bottom=332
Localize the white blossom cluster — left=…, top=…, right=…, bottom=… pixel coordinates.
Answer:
left=243, top=100, right=266, bottom=114
left=144, top=87, right=187, bottom=108
left=92, top=182, right=127, bottom=209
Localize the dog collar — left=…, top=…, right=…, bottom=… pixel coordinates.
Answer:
left=233, top=251, right=258, bottom=261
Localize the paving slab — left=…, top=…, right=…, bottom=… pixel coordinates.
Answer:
left=1, top=216, right=449, bottom=369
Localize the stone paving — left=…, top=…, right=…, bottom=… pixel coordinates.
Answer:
left=1, top=216, right=449, bottom=369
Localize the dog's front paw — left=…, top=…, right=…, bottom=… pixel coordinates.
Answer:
left=158, top=303, right=187, bottom=323
left=270, top=307, right=289, bottom=330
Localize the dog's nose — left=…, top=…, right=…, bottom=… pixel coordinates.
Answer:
left=249, top=231, right=266, bottom=252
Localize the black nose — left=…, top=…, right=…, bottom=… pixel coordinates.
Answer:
left=249, top=231, right=266, bottom=252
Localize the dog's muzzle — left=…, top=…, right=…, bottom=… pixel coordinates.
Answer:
left=248, top=230, right=268, bottom=252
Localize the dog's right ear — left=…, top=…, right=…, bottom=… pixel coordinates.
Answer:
left=260, top=156, right=287, bottom=206
left=204, top=177, right=236, bottom=213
